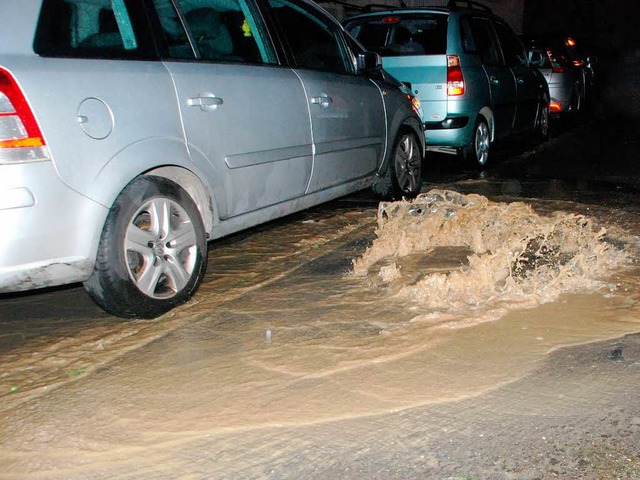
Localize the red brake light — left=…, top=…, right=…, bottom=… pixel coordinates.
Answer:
left=447, top=55, right=464, bottom=96
left=0, top=67, right=48, bottom=163
left=566, top=37, right=576, bottom=47
left=382, top=16, right=400, bottom=24
left=549, top=101, right=562, bottom=112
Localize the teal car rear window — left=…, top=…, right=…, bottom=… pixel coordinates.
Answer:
left=345, top=14, right=447, bottom=56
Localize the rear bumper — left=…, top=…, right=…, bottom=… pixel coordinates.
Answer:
left=0, top=162, right=108, bottom=292
left=423, top=116, right=473, bottom=152
left=548, top=84, right=573, bottom=114
left=424, top=116, right=470, bottom=130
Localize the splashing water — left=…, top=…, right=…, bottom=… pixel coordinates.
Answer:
left=353, top=190, right=629, bottom=315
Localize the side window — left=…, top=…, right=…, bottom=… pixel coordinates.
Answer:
left=464, top=16, right=500, bottom=66
left=151, top=0, right=276, bottom=64
left=493, top=21, right=528, bottom=67
left=268, top=0, right=350, bottom=74
left=33, top=0, right=155, bottom=60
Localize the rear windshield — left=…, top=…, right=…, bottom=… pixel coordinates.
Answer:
left=345, top=14, right=448, bottom=56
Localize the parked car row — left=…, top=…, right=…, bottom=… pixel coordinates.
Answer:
left=0, top=0, right=593, bottom=320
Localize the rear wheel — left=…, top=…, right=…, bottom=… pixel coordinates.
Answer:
left=372, top=129, right=423, bottom=200
left=463, top=118, right=490, bottom=168
left=84, top=175, right=207, bottom=319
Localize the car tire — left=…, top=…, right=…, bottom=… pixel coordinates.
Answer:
left=463, top=118, right=490, bottom=169
left=372, top=129, right=423, bottom=200
left=535, top=100, right=550, bottom=140
left=84, top=175, right=207, bottom=319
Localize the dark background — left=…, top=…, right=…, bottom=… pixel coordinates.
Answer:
left=523, top=0, right=640, bottom=61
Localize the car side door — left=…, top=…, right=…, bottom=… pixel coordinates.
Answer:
left=264, top=0, right=387, bottom=193
left=493, top=20, right=541, bottom=132
left=466, top=16, right=516, bottom=138
left=150, top=0, right=313, bottom=220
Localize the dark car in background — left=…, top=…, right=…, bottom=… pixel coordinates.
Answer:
left=344, top=1, right=550, bottom=169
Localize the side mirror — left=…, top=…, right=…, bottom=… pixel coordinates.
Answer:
left=528, top=50, right=544, bottom=67
left=357, top=51, right=382, bottom=74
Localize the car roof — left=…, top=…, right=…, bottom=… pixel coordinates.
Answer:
left=345, top=0, right=493, bottom=20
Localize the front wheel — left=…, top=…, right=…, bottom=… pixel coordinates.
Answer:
left=372, top=130, right=423, bottom=200
left=462, top=118, right=490, bottom=168
left=84, top=175, right=207, bottom=319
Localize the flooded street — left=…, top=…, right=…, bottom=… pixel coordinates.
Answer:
left=3, top=106, right=640, bottom=477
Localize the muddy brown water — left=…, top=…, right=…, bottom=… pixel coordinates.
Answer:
left=1, top=188, right=640, bottom=478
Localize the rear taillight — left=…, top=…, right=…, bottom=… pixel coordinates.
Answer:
left=447, top=55, right=464, bottom=96
left=549, top=101, right=562, bottom=112
left=0, top=67, right=49, bottom=164
left=406, top=93, right=421, bottom=116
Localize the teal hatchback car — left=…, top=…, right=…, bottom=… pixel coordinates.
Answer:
left=344, top=1, right=550, bottom=168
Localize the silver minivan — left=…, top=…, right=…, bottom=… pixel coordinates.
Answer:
left=524, top=36, right=596, bottom=118
left=0, top=0, right=424, bottom=318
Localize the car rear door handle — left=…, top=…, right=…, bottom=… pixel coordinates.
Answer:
left=310, top=94, right=333, bottom=109
left=188, top=94, right=223, bottom=111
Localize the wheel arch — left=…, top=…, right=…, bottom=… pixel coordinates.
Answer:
left=378, top=110, right=425, bottom=177
left=476, top=107, right=494, bottom=142
left=142, top=166, right=215, bottom=236
left=87, top=137, right=220, bottom=237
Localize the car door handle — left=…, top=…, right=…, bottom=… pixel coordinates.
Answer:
left=517, top=78, right=525, bottom=84
left=490, top=76, right=499, bottom=85
left=310, top=94, right=333, bottom=109
left=188, top=94, right=223, bottom=111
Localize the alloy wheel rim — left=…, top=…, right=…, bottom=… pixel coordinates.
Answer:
left=475, top=122, right=490, bottom=166
left=395, top=134, right=421, bottom=193
left=124, top=197, right=198, bottom=299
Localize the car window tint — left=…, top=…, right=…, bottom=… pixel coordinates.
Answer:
left=346, top=14, right=447, bottom=57
left=268, top=0, right=349, bottom=74
left=33, top=0, right=155, bottom=59
left=494, top=21, right=528, bottom=68
left=465, top=16, right=500, bottom=66
left=153, top=0, right=275, bottom=64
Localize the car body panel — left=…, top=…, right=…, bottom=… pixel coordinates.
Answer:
left=294, top=69, right=386, bottom=192
left=164, top=61, right=313, bottom=219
